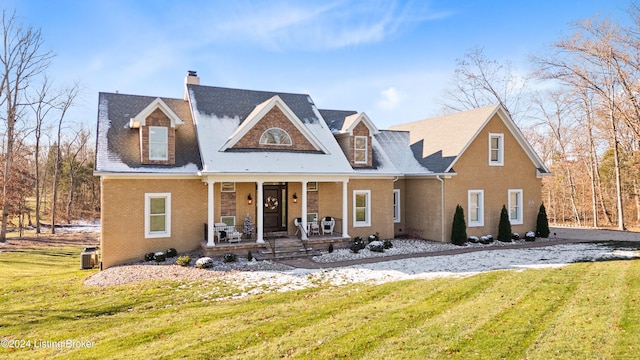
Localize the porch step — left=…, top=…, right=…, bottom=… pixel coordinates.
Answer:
left=258, top=236, right=321, bottom=260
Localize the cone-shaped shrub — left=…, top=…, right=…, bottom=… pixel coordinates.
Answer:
left=498, top=205, right=512, bottom=242
left=536, top=203, right=550, bottom=238
left=451, top=204, right=467, bottom=246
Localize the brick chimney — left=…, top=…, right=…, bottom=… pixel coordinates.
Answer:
left=184, top=70, right=199, bottom=100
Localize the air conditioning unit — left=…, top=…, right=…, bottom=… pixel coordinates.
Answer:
left=81, top=247, right=99, bottom=269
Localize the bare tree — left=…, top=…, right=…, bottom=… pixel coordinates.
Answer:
left=63, top=127, right=90, bottom=223
left=0, top=10, right=53, bottom=242
left=28, top=77, right=56, bottom=234
left=50, top=83, right=79, bottom=233
left=440, top=46, right=531, bottom=124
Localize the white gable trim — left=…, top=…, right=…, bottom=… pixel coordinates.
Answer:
left=444, top=105, right=549, bottom=174
left=341, top=112, right=379, bottom=135
left=219, top=95, right=328, bottom=153
left=130, top=98, right=184, bottom=128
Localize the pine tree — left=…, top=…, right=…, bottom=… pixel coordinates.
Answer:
left=498, top=205, right=512, bottom=242
left=451, top=204, right=467, bottom=246
left=536, top=203, right=550, bottom=238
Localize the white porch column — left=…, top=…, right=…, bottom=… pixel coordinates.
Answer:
left=207, top=180, right=215, bottom=246
left=342, top=180, right=349, bottom=238
left=301, top=181, right=308, bottom=240
left=256, top=181, right=265, bottom=243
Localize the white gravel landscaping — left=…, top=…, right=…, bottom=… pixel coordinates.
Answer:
left=84, top=238, right=640, bottom=303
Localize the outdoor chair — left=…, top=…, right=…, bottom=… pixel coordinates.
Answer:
left=321, top=216, right=335, bottom=235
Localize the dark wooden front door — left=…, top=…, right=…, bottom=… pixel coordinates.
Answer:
left=263, top=184, right=287, bottom=233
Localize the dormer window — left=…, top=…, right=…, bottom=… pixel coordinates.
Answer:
left=354, top=136, right=368, bottom=164
left=259, top=128, right=292, bottom=145
left=149, top=126, right=168, bottom=160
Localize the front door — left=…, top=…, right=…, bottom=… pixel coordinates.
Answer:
left=263, top=184, right=287, bottom=233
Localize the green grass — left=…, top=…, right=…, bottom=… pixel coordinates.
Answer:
left=1, top=247, right=640, bottom=359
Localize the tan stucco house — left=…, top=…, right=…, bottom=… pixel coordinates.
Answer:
left=95, top=72, right=550, bottom=269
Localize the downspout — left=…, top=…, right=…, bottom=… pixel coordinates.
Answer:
left=436, top=175, right=445, bottom=242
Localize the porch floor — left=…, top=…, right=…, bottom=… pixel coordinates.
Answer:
left=200, top=234, right=351, bottom=260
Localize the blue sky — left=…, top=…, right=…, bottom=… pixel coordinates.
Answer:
left=2, top=0, right=632, bottom=130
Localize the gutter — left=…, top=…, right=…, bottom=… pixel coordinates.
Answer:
left=436, top=175, right=445, bottom=242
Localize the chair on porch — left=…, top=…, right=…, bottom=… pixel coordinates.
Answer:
left=226, top=225, right=242, bottom=243
left=309, top=219, right=320, bottom=235
left=321, top=217, right=335, bottom=235
left=294, top=218, right=304, bottom=236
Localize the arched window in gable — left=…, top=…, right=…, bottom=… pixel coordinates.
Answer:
left=259, top=128, right=292, bottom=145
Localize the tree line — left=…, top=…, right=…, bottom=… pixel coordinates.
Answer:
left=441, top=2, right=640, bottom=231
left=0, top=10, right=99, bottom=241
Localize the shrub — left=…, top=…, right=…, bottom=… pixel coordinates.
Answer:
left=498, top=205, right=512, bottom=242
left=223, top=253, right=237, bottom=263
left=368, top=241, right=385, bottom=253
left=328, top=243, right=334, bottom=253
left=383, top=239, right=393, bottom=249
left=479, top=236, right=491, bottom=244
left=468, top=236, right=479, bottom=243
left=536, top=203, right=550, bottom=238
left=451, top=204, right=467, bottom=246
left=195, top=257, right=213, bottom=269
left=350, top=243, right=361, bottom=253
left=525, top=231, right=535, bottom=241
left=144, top=252, right=155, bottom=262
left=353, top=236, right=366, bottom=250
left=368, top=233, right=379, bottom=243
left=176, top=255, right=191, bottom=266
left=512, top=232, right=520, bottom=241
left=247, top=251, right=253, bottom=262
left=154, top=252, right=166, bottom=262
left=166, top=248, right=177, bottom=258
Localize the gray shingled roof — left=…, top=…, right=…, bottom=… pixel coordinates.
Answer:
left=318, top=109, right=358, bottom=132
left=95, top=92, right=202, bottom=173
left=188, top=85, right=322, bottom=124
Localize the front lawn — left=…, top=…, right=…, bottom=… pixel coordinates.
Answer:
left=0, top=245, right=638, bottom=359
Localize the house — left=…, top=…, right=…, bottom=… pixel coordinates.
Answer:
left=95, top=71, right=549, bottom=269
left=389, top=105, right=551, bottom=242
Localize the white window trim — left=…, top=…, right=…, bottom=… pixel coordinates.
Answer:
left=149, top=126, right=168, bottom=161
left=393, top=189, right=401, bottom=223
left=468, top=190, right=484, bottom=227
left=508, top=189, right=524, bottom=225
left=489, top=133, right=504, bottom=166
left=307, top=182, right=318, bottom=191
left=145, top=193, right=171, bottom=238
left=354, top=136, right=368, bottom=164
left=221, top=182, right=236, bottom=192
left=353, top=190, right=371, bottom=227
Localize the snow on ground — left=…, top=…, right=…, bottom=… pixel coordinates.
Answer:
left=86, top=239, right=640, bottom=302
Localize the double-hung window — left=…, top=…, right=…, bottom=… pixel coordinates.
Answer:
left=508, top=189, right=523, bottom=224
left=149, top=126, right=168, bottom=161
left=353, top=190, right=371, bottom=227
left=468, top=190, right=484, bottom=227
left=489, top=133, right=504, bottom=166
left=354, top=136, right=368, bottom=164
left=145, top=193, right=171, bottom=238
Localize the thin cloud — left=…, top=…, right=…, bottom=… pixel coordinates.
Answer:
left=377, top=87, right=401, bottom=110
left=213, top=0, right=453, bottom=51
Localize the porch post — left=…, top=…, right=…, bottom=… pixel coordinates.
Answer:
left=207, top=180, right=215, bottom=246
left=301, top=181, right=308, bottom=240
left=256, top=181, right=265, bottom=243
left=342, top=180, right=349, bottom=238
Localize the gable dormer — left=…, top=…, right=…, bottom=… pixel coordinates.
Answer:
left=335, top=112, right=378, bottom=168
left=220, top=95, right=327, bottom=153
left=130, top=98, right=184, bottom=165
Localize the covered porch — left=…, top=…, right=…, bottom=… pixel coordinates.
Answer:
left=201, top=174, right=351, bottom=250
